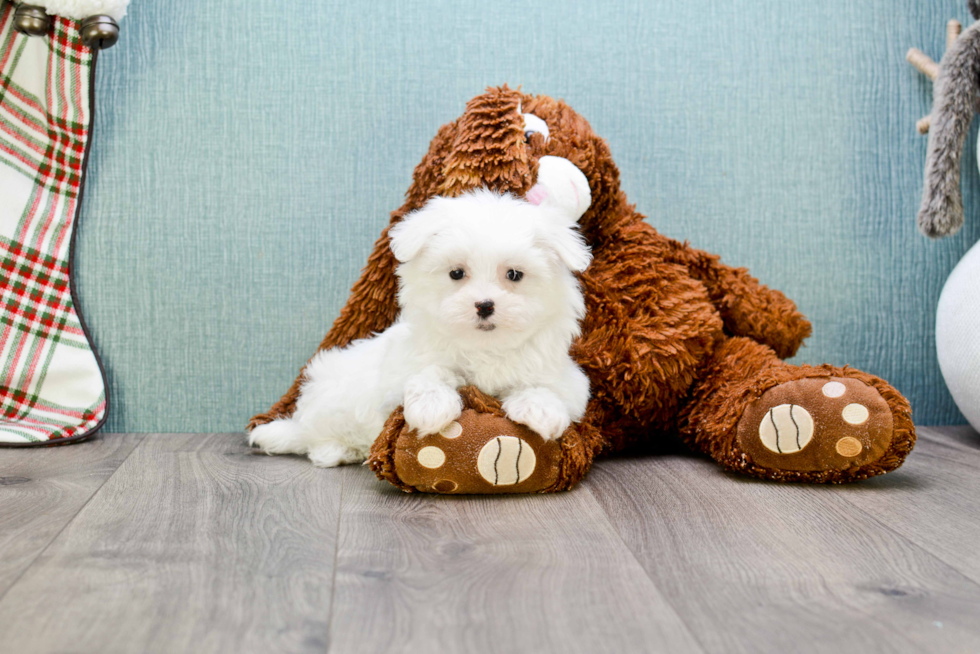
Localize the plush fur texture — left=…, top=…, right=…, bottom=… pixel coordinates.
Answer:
left=250, top=86, right=916, bottom=489
left=918, top=17, right=980, bottom=237
left=971, top=0, right=980, bottom=21
left=19, top=0, right=129, bottom=20
left=249, top=190, right=591, bottom=466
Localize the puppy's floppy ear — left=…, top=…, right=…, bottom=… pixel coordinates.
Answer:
left=535, top=218, right=592, bottom=273
left=389, top=198, right=449, bottom=263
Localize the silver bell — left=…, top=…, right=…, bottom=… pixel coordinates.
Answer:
left=80, top=15, right=120, bottom=49
left=13, top=5, right=50, bottom=37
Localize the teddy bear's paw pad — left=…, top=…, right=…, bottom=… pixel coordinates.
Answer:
left=393, top=409, right=560, bottom=494
left=758, top=404, right=814, bottom=454
left=736, top=377, right=894, bottom=473
left=477, top=436, right=537, bottom=486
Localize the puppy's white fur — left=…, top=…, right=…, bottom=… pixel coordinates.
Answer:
left=249, top=190, right=592, bottom=467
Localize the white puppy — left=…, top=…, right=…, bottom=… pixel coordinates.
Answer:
left=250, top=157, right=593, bottom=467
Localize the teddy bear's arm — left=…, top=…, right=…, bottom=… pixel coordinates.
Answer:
left=659, top=237, right=811, bottom=359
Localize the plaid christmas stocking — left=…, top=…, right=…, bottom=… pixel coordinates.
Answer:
left=0, top=4, right=107, bottom=445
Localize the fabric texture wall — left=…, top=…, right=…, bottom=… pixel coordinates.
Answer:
left=75, top=0, right=979, bottom=432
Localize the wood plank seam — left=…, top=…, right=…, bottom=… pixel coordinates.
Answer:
left=326, top=462, right=347, bottom=653
left=833, top=427, right=980, bottom=588
left=0, top=433, right=147, bottom=605
left=831, top=490, right=980, bottom=592
left=582, top=481, right=709, bottom=653
left=582, top=448, right=980, bottom=653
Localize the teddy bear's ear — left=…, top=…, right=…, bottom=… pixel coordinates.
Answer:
left=535, top=217, right=592, bottom=273
left=389, top=199, right=449, bottom=263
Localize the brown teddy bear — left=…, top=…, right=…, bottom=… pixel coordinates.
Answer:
left=249, top=86, right=915, bottom=493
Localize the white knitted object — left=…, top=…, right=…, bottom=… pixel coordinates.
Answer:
left=936, top=239, right=980, bottom=431
left=525, top=156, right=592, bottom=222
left=18, top=0, right=129, bottom=21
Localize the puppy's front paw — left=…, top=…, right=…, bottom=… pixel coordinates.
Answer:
left=404, top=385, right=463, bottom=436
left=502, top=388, right=571, bottom=440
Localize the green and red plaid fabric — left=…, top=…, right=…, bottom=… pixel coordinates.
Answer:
left=0, top=3, right=106, bottom=444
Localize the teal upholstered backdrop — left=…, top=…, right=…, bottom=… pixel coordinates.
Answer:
left=76, top=0, right=979, bottom=432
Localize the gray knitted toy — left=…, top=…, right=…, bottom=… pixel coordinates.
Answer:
left=908, top=2, right=980, bottom=431
left=909, top=0, right=980, bottom=237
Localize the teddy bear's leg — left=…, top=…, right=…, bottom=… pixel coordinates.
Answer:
left=367, top=386, right=608, bottom=494
left=679, top=337, right=916, bottom=482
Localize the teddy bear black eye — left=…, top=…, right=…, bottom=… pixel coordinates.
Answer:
left=449, top=269, right=465, bottom=280
left=507, top=269, right=523, bottom=282
left=522, top=114, right=550, bottom=144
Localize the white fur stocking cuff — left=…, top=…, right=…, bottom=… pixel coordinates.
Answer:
left=17, top=0, right=129, bottom=21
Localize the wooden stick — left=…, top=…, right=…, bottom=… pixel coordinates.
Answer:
left=907, top=48, right=940, bottom=80
left=948, top=19, right=962, bottom=49
left=917, top=114, right=931, bottom=134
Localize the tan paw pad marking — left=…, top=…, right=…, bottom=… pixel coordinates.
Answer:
left=822, top=381, right=846, bottom=398
left=836, top=437, right=863, bottom=457
left=433, top=479, right=458, bottom=492
left=440, top=421, right=463, bottom=439
left=477, top=436, right=536, bottom=486
left=842, top=403, right=870, bottom=425
left=417, top=446, right=446, bottom=469
left=759, top=404, right=814, bottom=454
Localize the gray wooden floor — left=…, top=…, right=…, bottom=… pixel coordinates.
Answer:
left=1, top=427, right=979, bottom=654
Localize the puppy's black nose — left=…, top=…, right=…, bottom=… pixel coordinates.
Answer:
left=475, top=300, right=495, bottom=319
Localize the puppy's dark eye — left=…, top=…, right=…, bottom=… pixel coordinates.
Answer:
left=524, top=131, right=535, bottom=143
left=449, top=269, right=465, bottom=281
left=507, top=269, right=523, bottom=282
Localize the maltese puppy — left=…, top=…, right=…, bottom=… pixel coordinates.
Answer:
left=249, top=157, right=593, bottom=467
